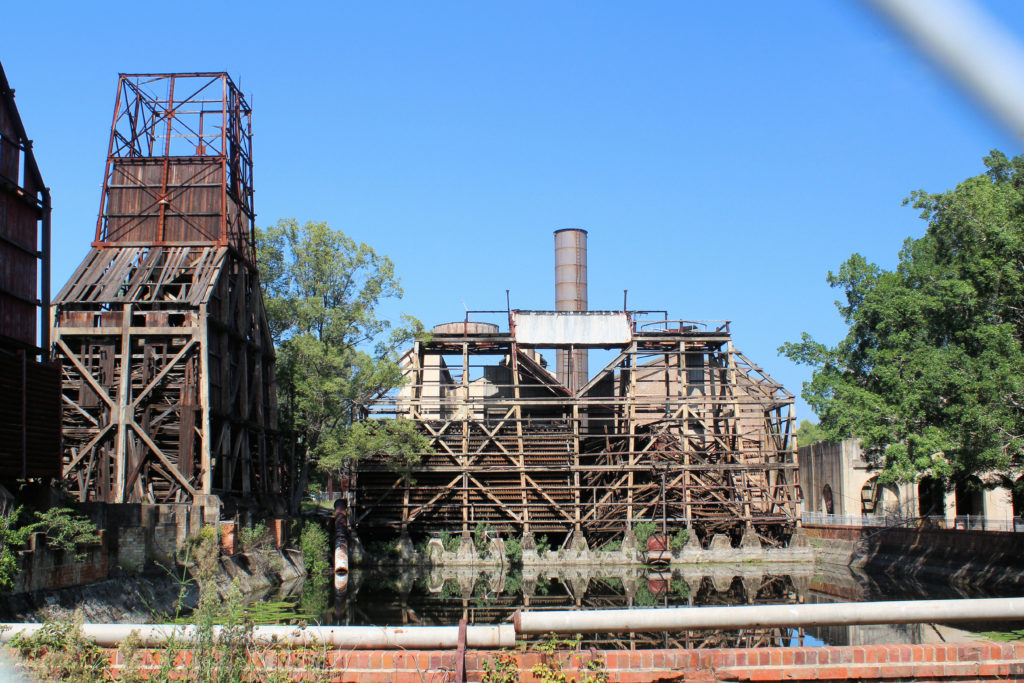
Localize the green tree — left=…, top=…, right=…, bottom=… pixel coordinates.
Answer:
left=257, top=219, right=429, bottom=510
left=782, top=151, right=1024, bottom=486
left=795, top=419, right=827, bottom=447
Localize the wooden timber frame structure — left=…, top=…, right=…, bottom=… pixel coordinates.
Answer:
left=0, top=60, right=60, bottom=483
left=51, top=73, right=285, bottom=510
left=355, top=310, right=798, bottom=549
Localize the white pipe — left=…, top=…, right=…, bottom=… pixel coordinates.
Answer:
left=514, top=597, right=1024, bottom=634
left=4, top=598, right=1020, bottom=648
left=0, top=623, right=516, bottom=649
left=862, top=0, right=1024, bottom=136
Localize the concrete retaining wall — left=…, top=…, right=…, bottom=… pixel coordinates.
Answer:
left=803, top=525, right=1024, bottom=590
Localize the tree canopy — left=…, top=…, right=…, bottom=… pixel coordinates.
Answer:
left=257, top=219, right=430, bottom=506
left=781, top=151, right=1024, bottom=485
left=794, top=420, right=826, bottom=447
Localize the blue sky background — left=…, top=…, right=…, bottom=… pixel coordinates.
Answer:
left=4, top=1, right=1024, bottom=421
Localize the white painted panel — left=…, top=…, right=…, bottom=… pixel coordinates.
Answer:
left=513, top=312, right=631, bottom=344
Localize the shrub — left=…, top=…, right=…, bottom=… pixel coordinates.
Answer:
left=439, top=530, right=461, bottom=552
left=32, top=507, right=99, bottom=560
left=0, top=506, right=32, bottom=591
left=482, top=651, right=519, bottom=683
left=504, top=535, right=522, bottom=564
left=10, top=612, right=107, bottom=682
left=181, top=524, right=221, bottom=580
left=300, top=521, right=331, bottom=577
left=632, top=521, right=657, bottom=547
left=473, top=521, right=493, bottom=557
left=239, top=521, right=271, bottom=552
left=535, top=534, right=551, bottom=555
left=532, top=634, right=607, bottom=683
left=669, top=528, right=690, bottom=551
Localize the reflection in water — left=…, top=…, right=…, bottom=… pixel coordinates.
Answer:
left=329, top=565, right=805, bottom=649
left=273, top=563, right=1004, bottom=649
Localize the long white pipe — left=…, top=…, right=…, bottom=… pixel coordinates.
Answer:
left=514, top=597, right=1024, bottom=634
left=0, top=623, right=516, bottom=649
left=3, top=598, right=1021, bottom=648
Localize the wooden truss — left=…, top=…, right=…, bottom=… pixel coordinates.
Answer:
left=50, top=74, right=285, bottom=509
left=52, top=245, right=283, bottom=506
left=354, top=315, right=798, bottom=548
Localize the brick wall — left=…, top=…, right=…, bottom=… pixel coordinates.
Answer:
left=12, top=531, right=108, bottom=593
left=96, top=642, right=1024, bottom=682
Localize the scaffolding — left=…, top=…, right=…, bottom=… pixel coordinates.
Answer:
left=354, top=310, right=798, bottom=548
left=51, top=74, right=285, bottom=509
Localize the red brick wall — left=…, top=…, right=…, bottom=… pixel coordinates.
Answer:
left=96, top=642, right=1024, bottom=682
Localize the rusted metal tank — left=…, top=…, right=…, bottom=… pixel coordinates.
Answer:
left=554, top=228, right=588, bottom=391
left=431, top=321, right=500, bottom=335
left=646, top=533, right=670, bottom=566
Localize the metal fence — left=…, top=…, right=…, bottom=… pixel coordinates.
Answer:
left=801, top=511, right=1024, bottom=532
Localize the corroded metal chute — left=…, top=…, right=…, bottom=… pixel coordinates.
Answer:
left=554, top=228, right=588, bottom=392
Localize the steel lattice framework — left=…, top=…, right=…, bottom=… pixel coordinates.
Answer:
left=354, top=312, right=798, bottom=548
left=51, top=74, right=285, bottom=509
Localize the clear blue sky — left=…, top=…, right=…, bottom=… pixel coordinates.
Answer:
left=5, top=1, right=1024, bottom=421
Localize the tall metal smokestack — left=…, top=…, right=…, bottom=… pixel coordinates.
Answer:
left=555, top=228, right=588, bottom=391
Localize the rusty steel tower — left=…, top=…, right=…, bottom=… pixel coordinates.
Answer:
left=52, top=74, right=285, bottom=510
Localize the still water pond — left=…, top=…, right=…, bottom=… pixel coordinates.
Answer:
left=259, top=563, right=1016, bottom=649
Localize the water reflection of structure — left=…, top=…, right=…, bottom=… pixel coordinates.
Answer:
left=803, top=565, right=992, bottom=647
left=331, top=565, right=809, bottom=650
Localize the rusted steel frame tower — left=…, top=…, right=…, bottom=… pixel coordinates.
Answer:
left=52, top=74, right=283, bottom=508
left=354, top=312, right=798, bottom=548
left=0, top=61, right=60, bottom=483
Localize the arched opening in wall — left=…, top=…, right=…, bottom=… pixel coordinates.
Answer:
left=1013, top=476, right=1024, bottom=519
left=955, top=476, right=985, bottom=526
left=861, top=476, right=902, bottom=517
left=822, top=484, right=834, bottom=514
left=861, top=476, right=880, bottom=515
left=918, top=477, right=945, bottom=518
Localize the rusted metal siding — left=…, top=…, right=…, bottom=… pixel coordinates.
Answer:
left=0, top=351, right=60, bottom=480
left=0, top=62, right=47, bottom=353
left=0, top=61, right=58, bottom=483
left=94, top=74, right=254, bottom=265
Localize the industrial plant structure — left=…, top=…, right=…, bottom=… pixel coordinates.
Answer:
left=353, top=230, right=798, bottom=549
left=0, top=61, right=60, bottom=485
left=51, top=74, right=284, bottom=510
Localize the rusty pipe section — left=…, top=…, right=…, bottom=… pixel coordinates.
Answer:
left=514, top=597, right=1024, bottom=634
left=554, top=228, right=588, bottom=392
left=333, top=499, right=349, bottom=591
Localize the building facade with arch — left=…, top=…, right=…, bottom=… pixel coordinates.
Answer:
left=798, top=439, right=1016, bottom=528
